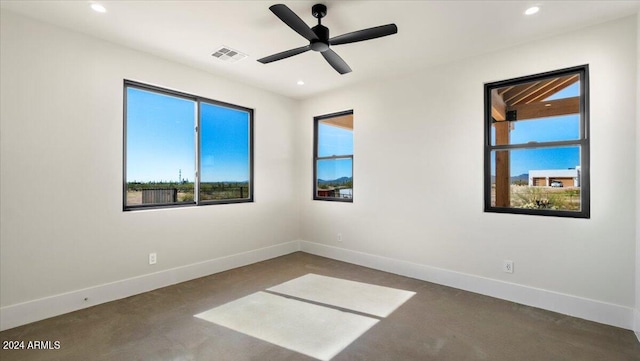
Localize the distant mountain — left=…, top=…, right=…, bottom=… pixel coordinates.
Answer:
left=318, top=177, right=352, bottom=185
left=511, top=173, right=529, bottom=182
left=490, top=173, right=529, bottom=184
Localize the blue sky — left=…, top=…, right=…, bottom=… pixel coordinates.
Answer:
left=126, top=87, right=249, bottom=183
left=200, top=102, right=250, bottom=182
left=128, top=79, right=577, bottom=183
left=491, top=82, right=582, bottom=176
left=127, top=88, right=195, bottom=182
left=492, top=147, right=580, bottom=177
left=317, top=122, right=353, bottom=181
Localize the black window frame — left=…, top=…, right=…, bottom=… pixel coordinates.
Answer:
left=123, top=80, right=254, bottom=211
left=483, top=65, right=590, bottom=218
left=313, top=110, right=354, bottom=202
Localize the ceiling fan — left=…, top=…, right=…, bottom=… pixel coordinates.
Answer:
left=257, top=3, right=398, bottom=74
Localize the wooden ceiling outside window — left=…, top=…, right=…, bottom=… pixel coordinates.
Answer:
left=321, top=114, right=353, bottom=130
left=491, top=74, right=580, bottom=122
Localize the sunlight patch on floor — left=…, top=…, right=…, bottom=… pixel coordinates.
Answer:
left=195, top=273, right=415, bottom=360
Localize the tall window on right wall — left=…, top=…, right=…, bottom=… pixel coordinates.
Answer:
left=484, top=65, right=590, bottom=218
left=314, top=110, right=354, bottom=202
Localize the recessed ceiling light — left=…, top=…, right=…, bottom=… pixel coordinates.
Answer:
left=91, top=3, right=107, bottom=13
left=524, top=6, right=540, bottom=15
left=297, top=80, right=305, bottom=86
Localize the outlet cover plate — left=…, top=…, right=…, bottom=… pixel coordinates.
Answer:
left=503, top=260, right=513, bottom=273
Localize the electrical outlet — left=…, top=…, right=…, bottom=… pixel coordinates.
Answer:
left=337, top=233, right=342, bottom=242
left=503, top=260, right=514, bottom=273
left=149, top=252, right=157, bottom=265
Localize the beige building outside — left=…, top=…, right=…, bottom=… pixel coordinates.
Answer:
left=529, top=166, right=581, bottom=187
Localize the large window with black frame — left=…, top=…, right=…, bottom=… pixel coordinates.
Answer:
left=314, top=110, right=354, bottom=202
left=484, top=65, right=589, bottom=218
left=124, top=80, right=253, bottom=210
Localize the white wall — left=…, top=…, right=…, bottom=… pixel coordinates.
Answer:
left=299, top=16, right=638, bottom=326
left=0, top=10, right=300, bottom=321
left=1, top=9, right=638, bottom=332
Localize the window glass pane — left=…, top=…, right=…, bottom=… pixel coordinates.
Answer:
left=490, top=147, right=581, bottom=211
left=491, top=76, right=581, bottom=146
left=491, top=115, right=580, bottom=145
left=126, top=87, right=195, bottom=206
left=316, top=158, right=353, bottom=199
left=318, top=117, right=353, bottom=157
left=199, top=102, right=250, bottom=201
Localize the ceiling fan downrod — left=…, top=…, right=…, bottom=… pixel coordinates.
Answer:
left=310, top=4, right=329, bottom=52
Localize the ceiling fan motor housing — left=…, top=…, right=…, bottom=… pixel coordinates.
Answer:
left=310, top=25, right=329, bottom=52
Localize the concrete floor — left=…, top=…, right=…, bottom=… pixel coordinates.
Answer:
left=1, top=252, right=639, bottom=361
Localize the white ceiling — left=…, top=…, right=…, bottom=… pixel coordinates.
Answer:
left=1, top=0, right=638, bottom=99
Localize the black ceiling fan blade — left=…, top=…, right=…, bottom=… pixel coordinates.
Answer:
left=257, top=45, right=311, bottom=64
left=321, top=49, right=352, bottom=74
left=269, top=4, right=318, bottom=41
left=329, top=24, right=398, bottom=46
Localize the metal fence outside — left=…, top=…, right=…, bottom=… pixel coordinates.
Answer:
left=142, top=189, right=178, bottom=204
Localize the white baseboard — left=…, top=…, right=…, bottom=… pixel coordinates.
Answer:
left=635, top=310, right=640, bottom=342
left=2, top=240, right=634, bottom=333
left=0, top=241, right=300, bottom=331
left=300, top=241, right=635, bottom=330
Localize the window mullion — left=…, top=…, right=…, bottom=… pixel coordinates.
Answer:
left=489, top=139, right=585, bottom=151
left=195, top=102, right=201, bottom=205
left=317, top=155, right=353, bottom=161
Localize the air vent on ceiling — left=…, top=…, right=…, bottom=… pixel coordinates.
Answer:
left=211, top=46, right=248, bottom=63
